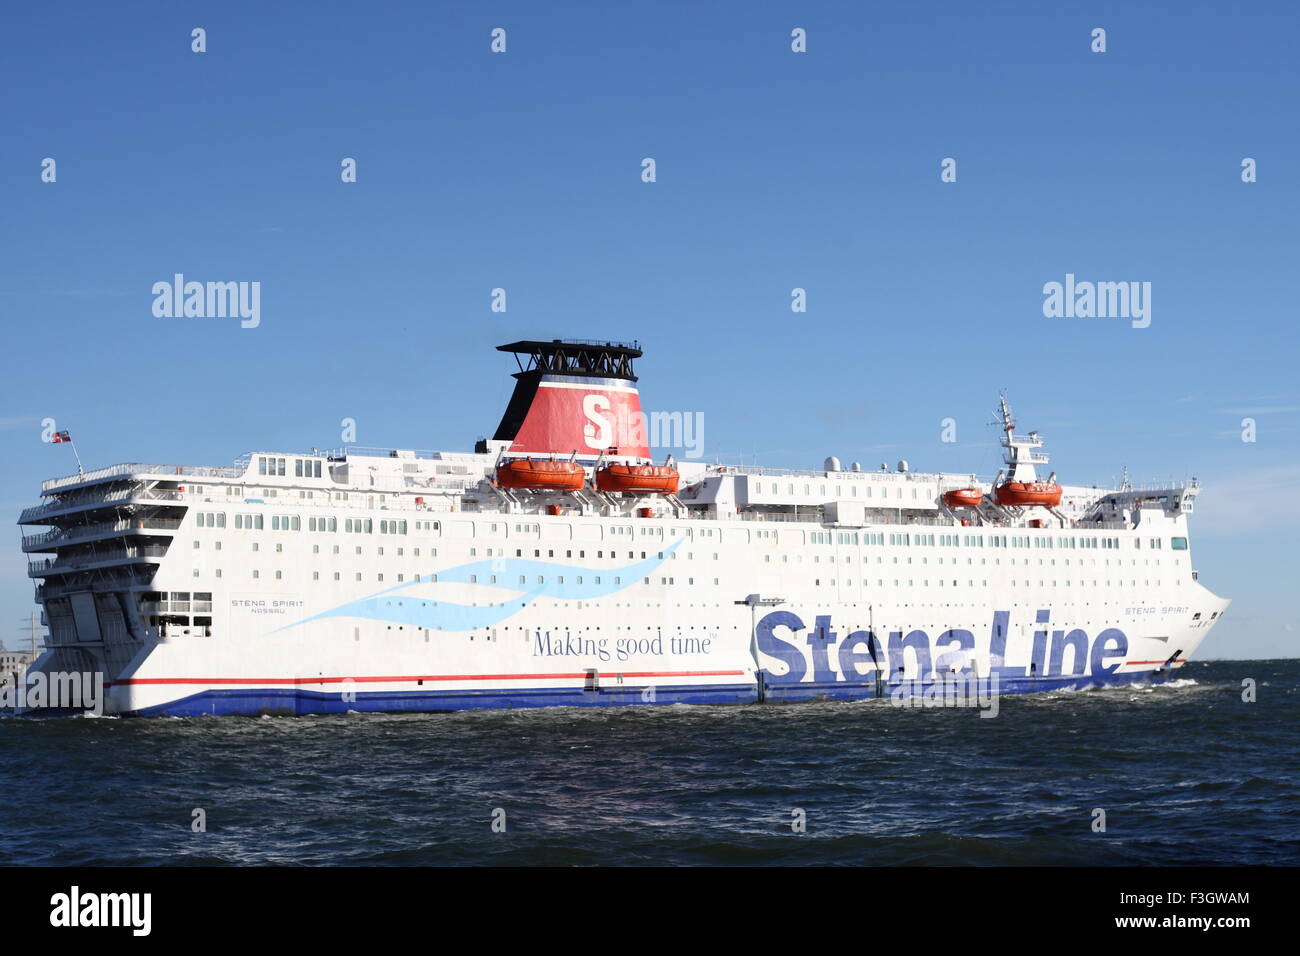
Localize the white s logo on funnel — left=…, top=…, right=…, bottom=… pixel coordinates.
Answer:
left=583, top=394, right=613, bottom=449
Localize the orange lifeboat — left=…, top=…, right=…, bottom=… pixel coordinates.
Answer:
left=994, top=481, right=1062, bottom=508
left=496, top=458, right=585, bottom=492
left=595, top=463, right=680, bottom=494
left=942, top=488, right=984, bottom=509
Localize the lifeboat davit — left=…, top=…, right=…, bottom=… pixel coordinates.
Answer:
left=994, top=481, right=1063, bottom=508
left=496, top=458, right=585, bottom=492
left=941, top=488, right=984, bottom=509
left=595, top=463, right=680, bottom=495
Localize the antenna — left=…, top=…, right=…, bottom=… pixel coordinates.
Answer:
left=988, top=390, right=1015, bottom=435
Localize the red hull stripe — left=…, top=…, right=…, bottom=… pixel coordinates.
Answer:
left=107, top=663, right=1183, bottom=687
left=109, top=669, right=747, bottom=688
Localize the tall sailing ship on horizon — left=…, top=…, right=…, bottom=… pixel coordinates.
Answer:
left=18, top=339, right=1229, bottom=716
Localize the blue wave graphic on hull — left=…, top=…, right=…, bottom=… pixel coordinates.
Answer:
left=276, top=539, right=681, bottom=633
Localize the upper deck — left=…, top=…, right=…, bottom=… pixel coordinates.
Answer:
left=24, top=443, right=1200, bottom=535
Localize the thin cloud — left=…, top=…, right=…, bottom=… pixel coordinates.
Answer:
left=45, top=289, right=130, bottom=297
left=1221, top=406, right=1300, bottom=415
left=1215, top=426, right=1292, bottom=437
left=1193, top=463, right=1300, bottom=535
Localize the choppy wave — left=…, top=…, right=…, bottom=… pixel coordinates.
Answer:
left=0, top=659, right=1296, bottom=866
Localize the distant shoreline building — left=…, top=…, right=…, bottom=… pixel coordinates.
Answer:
left=0, top=642, right=33, bottom=689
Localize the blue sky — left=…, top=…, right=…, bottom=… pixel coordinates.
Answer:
left=1, top=1, right=1296, bottom=659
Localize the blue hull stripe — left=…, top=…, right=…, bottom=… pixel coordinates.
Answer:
left=127, top=669, right=1181, bottom=717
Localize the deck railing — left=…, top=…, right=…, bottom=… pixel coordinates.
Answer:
left=41, top=462, right=247, bottom=493
left=20, top=489, right=185, bottom=523
left=22, top=517, right=184, bottom=549
left=29, top=544, right=169, bottom=575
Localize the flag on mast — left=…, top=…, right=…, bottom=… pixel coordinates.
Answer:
left=50, top=429, right=83, bottom=474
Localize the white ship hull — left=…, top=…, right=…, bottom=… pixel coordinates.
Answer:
left=20, top=340, right=1229, bottom=716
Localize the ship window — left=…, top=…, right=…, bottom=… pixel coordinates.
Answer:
left=1171, top=537, right=1188, bottom=550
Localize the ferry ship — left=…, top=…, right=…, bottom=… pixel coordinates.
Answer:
left=19, top=340, right=1229, bottom=716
